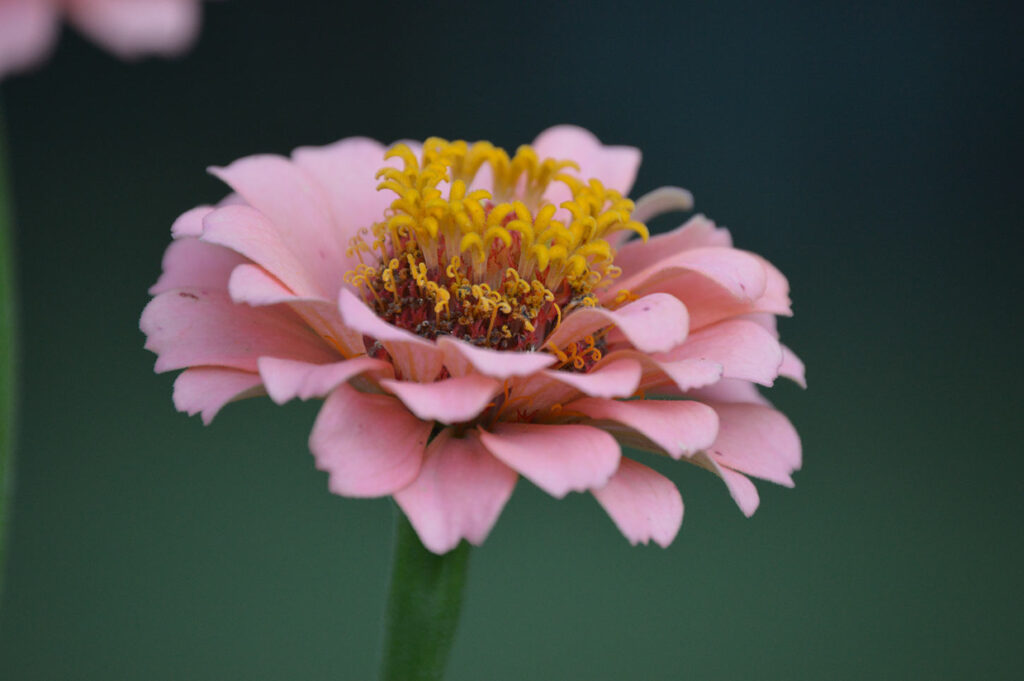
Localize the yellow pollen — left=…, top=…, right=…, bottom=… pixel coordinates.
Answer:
left=346, top=137, right=648, bottom=355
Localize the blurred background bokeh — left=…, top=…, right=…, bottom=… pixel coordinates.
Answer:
left=0, top=1, right=1021, bottom=679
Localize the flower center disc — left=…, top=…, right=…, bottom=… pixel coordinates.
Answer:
left=344, top=138, right=648, bottom=365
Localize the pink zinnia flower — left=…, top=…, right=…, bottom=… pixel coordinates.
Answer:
left=0, top=0, right=202, bottom=79
left=141, top=126, right=804, bottom=553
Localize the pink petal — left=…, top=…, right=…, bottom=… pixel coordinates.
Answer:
left=537, top=358, right=643, bottom=399
left=532, top=125, right=641, bottom=206
left=613, top=214, right=733, bottom=278
left=496, top=360, right=643, bottom=416
left=200, top=203, right=324, bottom=299
left=478, top=423, right=621, bottom=498
left=609, top=247, right=772, bottom=330
left=338, top=289, right=443, bottom=381
left=706, top=403, right=801, bottom=485
left=208, top=155, right=347, bottom=297
left=592, top=457, right=683, bottom=548
left=717, top=258, right=792, bottom=326
left=227, top=264, right=369, bottom=358
left=149, top=237, right=245, bottom=295
left=141, top=289, right=337, bottom=373
left=172, top=367, right=265, bottom=425
left=567, top=397, right=719, bottom=459
left=286, top=298, right=365, bottom=359
left=752, top=256, right=793, bottom=318
left=308, top=383, right=430, bottom=497
left=224, top=274, right=363, bottom=358
left=661, top=318, right=784, bottom=386
left=630, top=186, right=694, bottom=224
left=67, top=0, right=200, bottom=59
left=467, top=161, right=494, bottom=193
left=169, top=196, right=242, bottom=238
left=643, top=358, right=724, bottom=392
left=738, top=312, right=779, bottom=338
left=613, top=245, right=765, bottom=300
left=0, top=0, right=58, bottom=79
left=779, top=344, right=806, bottom=388
left=380, top=374, right=501, bottom=425
left=599, top=349, right=724, bottom=394
left=227, top=263, right=298, bottom=306
left=690, top=452, right=761, bottom=517
left=546, top=293, right=688, bottom=354
left=291, top=137, right=395, bottom=253
left=170, top=205, right=213, bottom=238
left=394, top=429, right=518, bottom=554
left=437, top=335, right=555, bottom=380
left=258, top=356, right=393, bottom=405
left=684, top=378, right=771, bottom=406
left=224, top=271, right=361, bottom=358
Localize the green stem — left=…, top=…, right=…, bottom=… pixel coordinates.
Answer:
left=379, top=508, right=471, bottom=681
left=0, top=99, right=16, bottom=602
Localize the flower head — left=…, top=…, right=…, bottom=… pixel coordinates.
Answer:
left=141, top=125, right=804, bottom=553
left=0, top=0, right=202, bottom=80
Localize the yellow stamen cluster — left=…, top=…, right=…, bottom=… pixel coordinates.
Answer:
left=345, top=137, right=648, bottom=354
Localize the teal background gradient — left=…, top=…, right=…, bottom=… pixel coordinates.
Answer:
left=1, top=1, right=1021, bottom=679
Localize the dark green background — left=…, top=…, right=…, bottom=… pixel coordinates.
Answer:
left=1, top=1, right=1021, bottom=679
